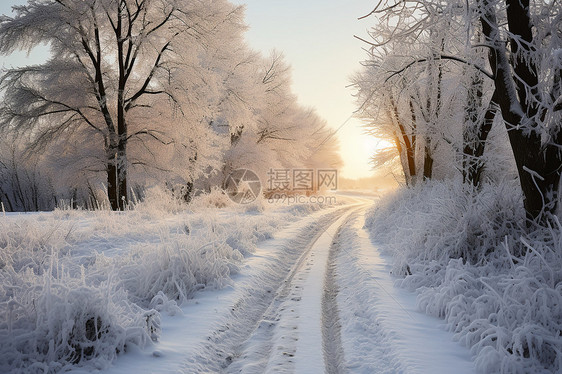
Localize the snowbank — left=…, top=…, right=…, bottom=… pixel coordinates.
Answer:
left=365, top=181, right=562, bottom=373
left=0, top=196, right=324, bottom=372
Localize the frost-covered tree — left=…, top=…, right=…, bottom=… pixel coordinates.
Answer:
left=355, top=0, right=562, bottom=225
left=0, top=1, right=342, bottom=211
left=220, top=50, right=342, bottom=184
left=353, top=2, right=469, bottom=186
left=0, top=0, right=245, bottom=210
left=474, top=0, right=562, bottom=223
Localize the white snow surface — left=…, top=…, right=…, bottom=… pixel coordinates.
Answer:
left=0, top=197, right=330, bottom=372
left=336, top=210, right=475, bottom=373
left=366, top=181, right=562, bottom=374
left=1, top=192, right=482, bottom=373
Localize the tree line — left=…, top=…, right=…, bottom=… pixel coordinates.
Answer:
left=0, top=0, right=341, bottom=211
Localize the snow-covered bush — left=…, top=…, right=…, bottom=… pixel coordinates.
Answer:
left=189, top=187, right=234, bottom=209
left=366, top=180, right=525, bottom=275
left=134, top=185, right=189, bottom=215
left=366, top=181, right=562, bottom=373
left=0, top=220, right=154, bottom=372
left=119, top=232, right=242, bottom=305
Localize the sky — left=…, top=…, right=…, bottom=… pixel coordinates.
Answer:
left=0, top=0, right=379, bottom=179
left=230, top=0, right=379, bottom=179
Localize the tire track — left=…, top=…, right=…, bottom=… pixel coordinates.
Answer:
left=178, top=206, right=355, bottom=374
left=322, top=217, right=351, bottom=374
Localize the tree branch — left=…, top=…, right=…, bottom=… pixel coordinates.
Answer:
left=124, top=37, right=175, bottom=111
left=385, top=54, right=494, bottom=82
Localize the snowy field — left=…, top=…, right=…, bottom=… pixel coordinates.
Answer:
left=0, top=192, right=330, bottom=372
left=2, top=187, right=558, bottom=373
left=1, top=191, right=481, bottom=373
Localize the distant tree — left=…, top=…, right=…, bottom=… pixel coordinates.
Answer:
left=0, top=138, right=55, bottom=211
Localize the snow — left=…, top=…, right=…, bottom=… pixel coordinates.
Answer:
left=292, top=212, right=354, bottom=374
left=0, top=197, right=328, bottom=372
left=177, top=204, right=358, bottom=374
left=365, top=181, right=562, bottom=373
left=0, top=191, right=492, bottom=373
left=336, top=209, right=476, bottom=373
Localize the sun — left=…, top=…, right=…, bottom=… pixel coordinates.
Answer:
left=336, top=120, right=396, bottom=180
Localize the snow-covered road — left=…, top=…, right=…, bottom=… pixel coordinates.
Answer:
left=83, top=198, right=476, bottom=374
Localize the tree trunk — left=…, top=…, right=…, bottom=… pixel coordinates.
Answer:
left=116, top=138, right=127, bottom=210
left=183, top=181, right=194, bottom=203
left=390, top=96, right=417, bottom=186
left=479, top=0, right=561, bottom=224
left=423, top=143, right=433, bottom=180
left=393, top=134, right=411, bottom=186
left=116, top=3, right=128, bottom=212
left=463, top=88, right=498, bottom=187
left=507, top=130, right=561, bottom=222
left=117, top=160, right=127, bottom=210
left=503, top=0, right=560, bottom=222
left=107, top=154, right=119, bottom=211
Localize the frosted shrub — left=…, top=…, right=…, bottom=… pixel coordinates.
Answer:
left=120, top=237, right=242, bottom=305
left=0, top=267, right=153, bottom=372
left=149, top=292, right=183, bottom=316
left=134, top=185, right=188, bottom=215
left=366, top=180, right=524, bottom=275
left=366, top=180, right=562, bottom=373
left=190, top=187, right=233, bottom=209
